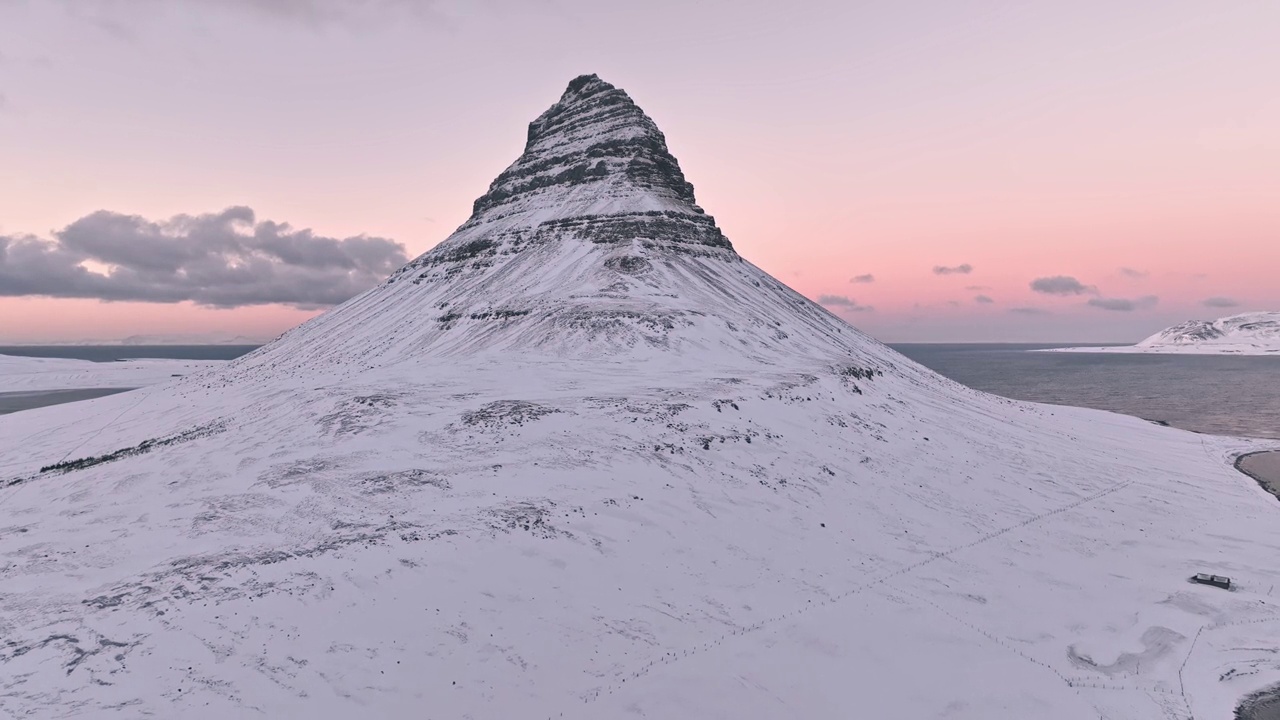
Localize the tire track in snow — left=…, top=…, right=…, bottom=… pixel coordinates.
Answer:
left=567, top=477, right=1138, bottom=711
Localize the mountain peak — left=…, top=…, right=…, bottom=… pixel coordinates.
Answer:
left=224, top=75, right=890, bottom=371
left=467, top=73, right=708, bottom=223
left=563, top=72, right=607, bottom=94
left=525, top=73, right=644, bottom=148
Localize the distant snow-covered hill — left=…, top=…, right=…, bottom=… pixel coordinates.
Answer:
left=10, top=332, right=272, bottom=346
left=1137, top=311, right=1280, bottom=352
left=116, top=333, right=270, bottom=346
left=0, top=353, right=227, bottom=392
left=2, top=75, right=1279, bottom=720
left=1046, top=311, right=1280, bottom=355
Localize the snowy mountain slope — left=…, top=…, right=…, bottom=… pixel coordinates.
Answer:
left=1046, top=311, right=1280, bottom=355
left=0, top=353, right=227, bottom=392
left=2, top=75, right=1279, bottom=720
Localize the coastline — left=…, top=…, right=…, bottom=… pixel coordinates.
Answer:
left=1235, top=451, right=1280, bottom=501
left=1236, top=683, right=1280, bottom=720
left=1035, top=346, right=1280, bottom=356
left=0, top=353, right=226, bottom=393
left=0, top=388, right=136, bottom=415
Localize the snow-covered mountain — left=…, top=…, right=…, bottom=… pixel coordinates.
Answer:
left=2, top=75, right=1279, bottom=720
left=115, top=333, right=269, bottom=346
left=1137, top=311, right=1280, bottom=353
left=227, top=73, right=865, bottom=377
left=1045, top=311, right=1280, bottom=355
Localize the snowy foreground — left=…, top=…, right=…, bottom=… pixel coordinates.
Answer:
left=0, top=354, right=227, bottom=393
left=1045, top=311, right=1280, bottom=355
left=2, top=354, right=1278, bottom=720
left=3, top=75, right=1280, bottom=720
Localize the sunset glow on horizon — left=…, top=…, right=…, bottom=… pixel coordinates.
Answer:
left=2, top=0, right=1276, bottom=343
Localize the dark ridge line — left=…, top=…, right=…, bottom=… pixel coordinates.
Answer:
left=4, top=420, right=228, bottom=487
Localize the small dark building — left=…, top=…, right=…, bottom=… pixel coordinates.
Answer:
left=1192, top=573, right=1231, bottom=590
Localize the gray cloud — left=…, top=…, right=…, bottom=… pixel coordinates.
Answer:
left=0, top=47, right=54, bottom=70
left=39, top=0, right=447, bottom=31
left=1086, top=295, right=1158, bottom=312
left=0, top=206, right=407, bottom=308
left=932, top=263, right=973, bottom=275
left=194, top=0, right=436, bottom=23
left=1202, top=296, right=1240, bottom=308
left=818, top=294, right=873, bottom=312
left=1118, top=266, right=1148, bottom=279
left=1009, top=307, right=1050, bottom=315
left=974, top=295, right=994, bottom=304
left=849, top=274, right=875, bottom=284
left=964, top=285, right=990, bottom=291
left=1030, top=275, right=1094, bottom=296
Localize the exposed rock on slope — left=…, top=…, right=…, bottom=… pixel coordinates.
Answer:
left=2, top=76, right=1279, bottom=720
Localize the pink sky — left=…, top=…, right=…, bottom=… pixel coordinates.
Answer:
left=1, top=0, right=1276, bottom=343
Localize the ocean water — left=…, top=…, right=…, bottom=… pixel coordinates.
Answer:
left=0, top=388, right=133, bottom=415
left=1, top=344, right=1276, bottom=439
left=892, top=343, right=1280, bottom=440
left=0, top=345, right=260, bottom=362
left=0, top=346, right=261, bottom=416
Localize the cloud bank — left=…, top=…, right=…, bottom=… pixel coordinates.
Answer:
left=932, top=264, right=973, bottom=275
left=1086, top=295, right=1158, bottom=312
left=0, top=206, right=407, bottom=309
left=1030, top=275, right=1094, bottom=296
left=39, top=0, right=449, bottom=32
left=850, top=274, right=875, bottom=284
left=1202, top=296, right=1240, bottom=308
left=818, top=294, right=873, bottom=312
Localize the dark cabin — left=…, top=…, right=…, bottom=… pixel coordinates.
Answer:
left=1192, top=573, right=1231, bottom=590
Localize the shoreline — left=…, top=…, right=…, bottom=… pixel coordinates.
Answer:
left=1035, top=346, right=1280, bottom=356
left=1236, top=683, right=1280, bottom=720
left=0, top=353, right=225, bottom=393
left=0, top=388, right=135, bottom=416
left=1235, top=451, right=1280, bottom=502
